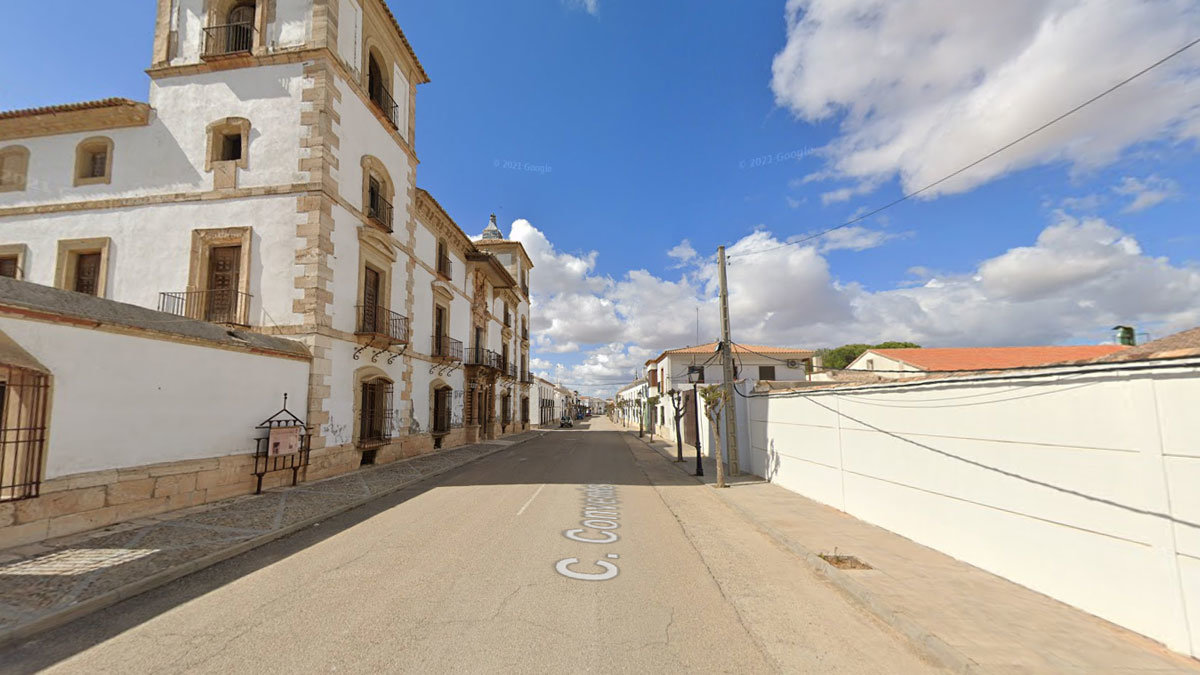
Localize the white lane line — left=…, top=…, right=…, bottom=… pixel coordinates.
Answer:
left=517, top=484, right=546, bottom=516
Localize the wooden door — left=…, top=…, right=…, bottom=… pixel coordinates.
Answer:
left=434, top=306, right=446, bottom=356
left=206, top=245, right=241, bottom=322
left=362, top=267, right=381, bottom=332
left=683, top=389, right=698, bottom=446
left=74, top=253, right=101, bottom=296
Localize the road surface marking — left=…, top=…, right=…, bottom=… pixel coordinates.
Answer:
left=557, top=484, right=623, bottom=581
left=517, top=484, right=546, bottom=516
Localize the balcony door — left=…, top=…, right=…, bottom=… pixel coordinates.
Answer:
left=206, top=245, right=241, bottom=323
left=434, top=306, right=446, bottom=357
left=363, top=267, right=381, bottom=332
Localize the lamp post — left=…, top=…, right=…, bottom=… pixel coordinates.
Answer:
left=667, top=388, right=684, bottom=462
left=687, top=369, right=703, bottom=477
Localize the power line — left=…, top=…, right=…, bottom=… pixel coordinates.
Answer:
left=729, top=35, right=1200, bottom=261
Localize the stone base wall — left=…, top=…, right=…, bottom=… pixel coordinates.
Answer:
left=1, top=426, right=487, bottom=551
left=0, top=453, right=285, bottom=550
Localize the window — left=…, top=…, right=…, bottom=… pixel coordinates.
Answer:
left=203, top=0, right=259, bottom=56
left=358, top=377, right=393, bottom=445
left=0, top=245, right=26, bottom=280
left=366, top=50, right=399, bottom=128
left=432, top=386, right=452, bottom=434
left=0, top=146, right=29, bottom=192
left=361, top=156, right=394, bottom=232
left=867, top=359, right=875, bottom=371
left=221, top=133, right=243, bottom=162
left=55, top=238, right=111, bottom=298
left=0, top=351, right=51, bottom=502
left=436, top=240, right=451, bottom=278
left=759, top=366, right=776, bottom=381
left=74, top=137, right=113, bottom=186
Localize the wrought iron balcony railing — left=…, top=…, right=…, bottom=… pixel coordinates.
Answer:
left=369, top=83, right=400, bottom=129
left=202, top=23, right=256, bottom=57
left=465, top=347, right=503, bottom=370
left=367, top=193, right=393, bottom=232
left=521, top=327, right=529, bottom=341
left=356, top=305, right=409, bottom=343
left=503, top=312, right=512, bottom=328
left=159, top=289, right=252, bottom=326
left=437, top=253, right=452, bottom=280
left=431, top=335, right=463, bottom=361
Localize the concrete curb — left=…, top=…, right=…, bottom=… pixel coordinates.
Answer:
left=0, top=433, right=544, bottom=651
left=627, top=430, right=983, bottom=674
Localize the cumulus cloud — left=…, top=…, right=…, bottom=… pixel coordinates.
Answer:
left=770, top=0, right=1200, bottom=198
left=1113, top=175, right=1180, bottom=212
left=811, top=225, right=904, bottom=253
left=667, top=239, right=698, bottom=265
left=518, top=214, right=1200, bottom=396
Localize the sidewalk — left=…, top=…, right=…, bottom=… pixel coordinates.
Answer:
left=616, top=420, right=1200, bottom=673
left=0, top=431, right=542, bottom=649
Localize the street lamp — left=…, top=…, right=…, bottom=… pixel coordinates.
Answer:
left=687, top=368, right=703, bottom=477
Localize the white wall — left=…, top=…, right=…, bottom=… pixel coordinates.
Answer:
left=747, top=360, right=1200, bottom=658
left=0, top=316, right=309, bottom=478
left=171, top=0, right=312, bottom=65
left=0, top=65, right=307, bottom=209
left=0, top=195, right=303, bottom=326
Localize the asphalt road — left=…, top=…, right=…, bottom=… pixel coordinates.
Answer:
left=1, top=421, right=936, bottom=673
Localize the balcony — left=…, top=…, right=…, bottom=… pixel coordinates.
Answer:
left=369, top=83, right=400, bottom=129
left=503, top=312, right=512, bottom=328
left=355, top=305, right=409, bottom=344
left=431, top=335, right=463, bottom=361
left=520, top=371, right=533, bottom=384
left=437, top=253, right=452, bottom=280
left=202, top=23, right=256, bottom=58
left=159, top=289, right=252, bottom=327
left=367, top=193, right=393, bottom=233
left=521, top=327, right=529, bottom=341
left=465, top=347, right=503, bottom=370
left=522, top=283, right=529, bottom=297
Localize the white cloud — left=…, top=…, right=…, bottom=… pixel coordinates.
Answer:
left=516, top=215, right=1200, bottom=397
left=811, top=225, right=903, bottom=253
left=1113, top=174, right=1180, bottom=212
left=667, top=239, right=698, bottom=265
left=770, top=0, right=1200, bottom=198
left=564, top=0, right=599, bottom=15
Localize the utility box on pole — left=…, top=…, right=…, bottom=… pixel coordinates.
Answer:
left=717, top=246, right=740, bottom=476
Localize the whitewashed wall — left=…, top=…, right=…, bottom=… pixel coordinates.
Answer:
left=746, top=361, right=1200, bottom=658
left=0, top=316, right=308, bottom=478
left=0, top=65, right=306, bottom=209
left=170, top=0, right=312, bottom=66
left=0, top=195, right=303, bottom=326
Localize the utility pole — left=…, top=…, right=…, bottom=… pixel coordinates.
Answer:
left=717, top=246, right=740, bottom=476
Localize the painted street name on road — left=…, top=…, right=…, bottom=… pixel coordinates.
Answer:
left=556, top=484, right=622, bottom=581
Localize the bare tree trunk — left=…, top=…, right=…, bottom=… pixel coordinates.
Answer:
left=707, top=411, right=726, bottom=488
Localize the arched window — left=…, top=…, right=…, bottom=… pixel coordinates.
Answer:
left=225, top=3, right=256, bottom=53
left=0, top=146, right=30, bottom=193
left=74, top=137, right=113, bottom=186
left=368, top=53, right=384, bottom=102
left=228, top=2, right=255, bottom=25
left=360, top=155, right=394, bottom=232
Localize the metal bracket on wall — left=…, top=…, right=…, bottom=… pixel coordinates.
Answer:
left=352, top=344, right=369, bottom=361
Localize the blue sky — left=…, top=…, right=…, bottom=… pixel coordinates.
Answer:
left=2, top=1, right=1198, bottom=393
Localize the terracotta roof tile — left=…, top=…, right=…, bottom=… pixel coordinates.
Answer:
left=0, top=98, right=146, bottom=121
left=867, top=345, right=1129, bottom=371
left=647, top=342, right=814, bottom=364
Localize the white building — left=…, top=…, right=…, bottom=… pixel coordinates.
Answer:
left=641, top=342, right=813, bottom=444
left=0, top=0, right=533, bottom=545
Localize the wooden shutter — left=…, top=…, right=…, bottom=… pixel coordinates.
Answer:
left=74, top=253, right=102, bottom=295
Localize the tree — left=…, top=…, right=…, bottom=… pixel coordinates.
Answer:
left=666, top=389, right=687, bottom=462
left=699, top=385, right=727, bottom=488
left=820, top=341, right=921, bottom=370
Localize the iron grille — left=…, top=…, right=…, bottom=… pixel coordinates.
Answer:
left=369, top=83, right=400, bottom=128
left=432, top=389, right=452, bottom=434
left=0, top=364, right=49, bottom=502
left=432, top=335, right=463, bottom=361
left=158, top=289, right=252, bottom=326
left=202, top=23, right=256, bottom=57
left=359, top=379, right=394, bottom=444
left=367, top=192, right=394, bottom=232
left=465, top=348, right=503, bottom=370
left=356, top=305, right=409, bottom=343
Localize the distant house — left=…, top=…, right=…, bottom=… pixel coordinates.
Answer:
left=846, top=344, right=1130, bottom=378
